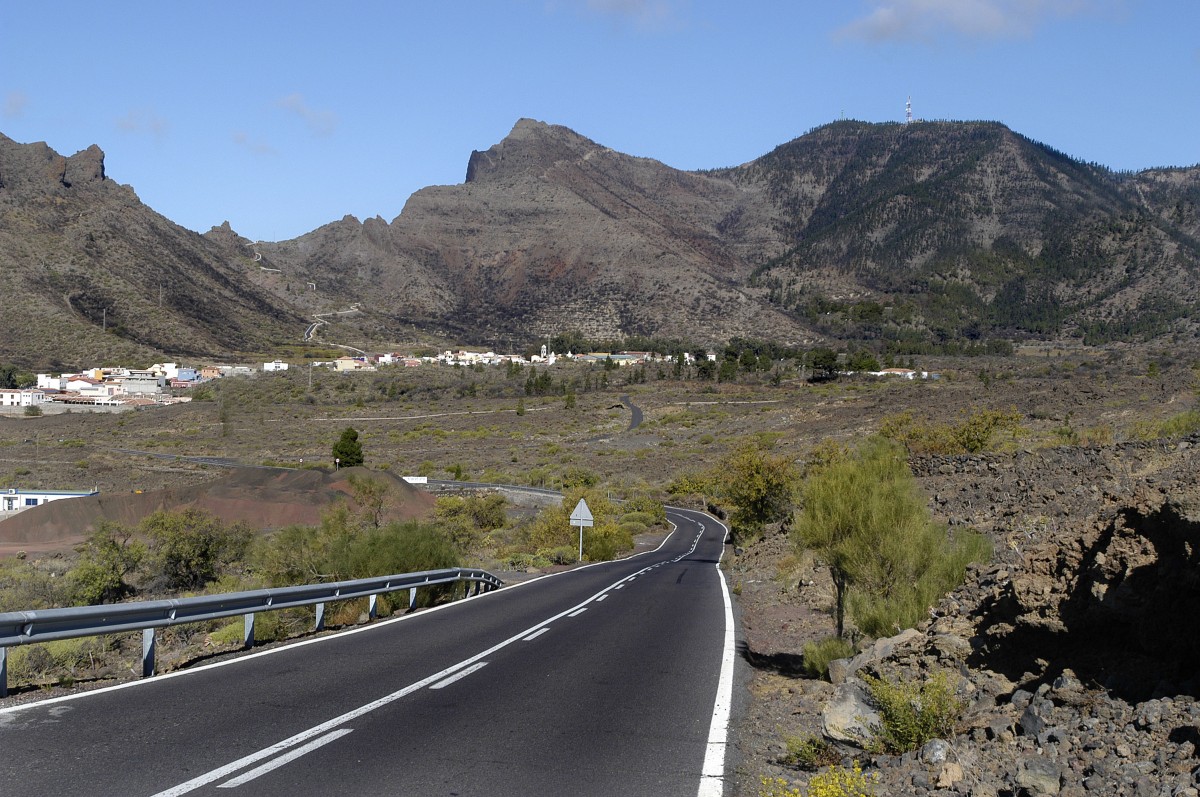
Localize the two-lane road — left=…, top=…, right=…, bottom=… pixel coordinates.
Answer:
left=0, top=508, right=735, bottom=796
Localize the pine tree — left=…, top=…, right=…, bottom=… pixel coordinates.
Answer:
left=332, top=427, right=365, bottom=468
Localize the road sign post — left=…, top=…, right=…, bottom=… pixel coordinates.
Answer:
left=570, top=498, right=594, bottom=562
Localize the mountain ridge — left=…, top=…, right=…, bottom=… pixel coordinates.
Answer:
left=2, top=119, right=1198, bottom=368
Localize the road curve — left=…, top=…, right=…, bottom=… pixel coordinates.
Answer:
left=0, top=508, right=735, bottom=797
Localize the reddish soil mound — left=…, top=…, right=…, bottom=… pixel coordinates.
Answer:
left=0, top=467, right=434, bottom=556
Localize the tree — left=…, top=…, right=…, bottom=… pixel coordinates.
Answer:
left=717, top=443, right=798, bottom=542
left=793, top=438, right=989, bottom=638
left=141, top=509, right=252, bottom=592
left=70, top=522, right=145, bottom=604
left=347, top=473, right=392, bottom=529
left=809, top=348, right=839, bottom=381
left=332, top=426, right=364, bottom=467
left=846, top=350, right=880, bottom=373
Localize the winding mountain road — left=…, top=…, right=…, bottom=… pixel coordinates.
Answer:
left=0, top=508, right=736, bottom=797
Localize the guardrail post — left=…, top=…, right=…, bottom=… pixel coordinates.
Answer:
left=1, top=646, right=8, bottom=697
left=314, top=602, right=325, bottom=632
left=368, top=594, right=378, bottom=621
left=142, top=629, right=156, bottom=678
left=408, top=587, right=417, bottom=610
left=243, top=613, right=255, bottom=648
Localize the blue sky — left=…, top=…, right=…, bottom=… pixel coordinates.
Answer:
left=2, top=1, right=1197, bottom=242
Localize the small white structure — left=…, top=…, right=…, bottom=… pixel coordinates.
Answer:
left=0, top=389, right=47, bottom=407
left=263, top=360, right=289, bottom=372
left=36, top=374, right=65, bottom=391
left=1, top=487, right=99, bottom=518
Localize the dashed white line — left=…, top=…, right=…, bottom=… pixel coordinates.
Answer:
left=217, top=729, right=353, bottom=788
left=430, top=662, right=488, bottom=690
left=568, top=608, right=588, bottom=617
left=524, top=628, right=551, bottom=641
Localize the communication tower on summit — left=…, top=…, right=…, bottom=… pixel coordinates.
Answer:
left=905, top=96, right=913, bottom=124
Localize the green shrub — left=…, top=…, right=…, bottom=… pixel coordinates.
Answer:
left=69, top=522, right=145, bottom=605
left=506, top=552, right=552, bottom=570
left=862, top=670, right=965, bottom=754
left=537, top=546, right=578, bottom=565
left=142, top=509, right=253, bottom=592
left=880, top=408, right=1022, bottom=455
left=618, top=520, right=649, bottom=537
left=619, top=511, right=657, bottom=527
left=781, top=734, right=841, bottom=770
left=760, top=763, right=876, bottom=797
left=1159, top=410, right=1200, bottom=438
left=802, top=635, right=855, bottom=680
left=584, top=525, right=634, bottom=562
left=621, top=495, right=667, bottom=524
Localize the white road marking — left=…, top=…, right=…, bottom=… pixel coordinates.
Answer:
left=148, top=560, right=658, bottom=796
left=217, top=728, right=353, bottom=788
left=523, top=627, right=551, bottom=640
left=596, top=595, right=608, bottom=602
left=1, top=519, right=684, bottom=719
left=568, top=608, right=588, bottom=617
left=429, top=662, right=488, bottom=690
left=697, top=512, right=735, bottom=797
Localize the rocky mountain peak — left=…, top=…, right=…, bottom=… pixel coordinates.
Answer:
left=0, top=134, right=107, bottom=194
left=465, top=118, right=599, bottom=184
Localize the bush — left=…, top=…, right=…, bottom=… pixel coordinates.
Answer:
left=760, top=763, right=877, bottom=797
left=584, top=525, right=634, bottom=562
left=5, top=636, right=112, bottom=688
left=781, top=734, right=841, bottom=770
left=142, top=509, right=253, bottom=592
left=619, top=511, right=658, bottom=527
left=879, top=408, right=1022, bottom=454
left=69, top=522, right=145, bottom=605
left=621, top=495, right=667, bottom=525
left=793, top=437, right=991, bottom=638
left=802, top=635, right=856, bottom=680
left=862, top=670, right=964, bottom=754
left=537, top=546, right=578, bottom=565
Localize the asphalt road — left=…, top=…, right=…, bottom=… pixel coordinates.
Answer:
left=0, top=508, right=734, bottom=797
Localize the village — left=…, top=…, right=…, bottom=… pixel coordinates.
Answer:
left=0, top=347, right=694, bottom=416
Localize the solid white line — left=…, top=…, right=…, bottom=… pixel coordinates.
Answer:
left=429, top=662, right=488, bottom=690
left=217, top=728, right=353, bottom=788
left=523, top=627, right=551, bottom=640
left=696, top=512, right=735, bottom=797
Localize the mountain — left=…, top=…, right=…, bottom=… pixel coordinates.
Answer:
left=249, top=119, right=808, bottom=347
left=725, top=121, right=1200, bottom=346
left=0, top=133, right=305, bottom=369
left=3, top=120, right=1199, bottom=368
left=249, top=118, right=1200, bottom=353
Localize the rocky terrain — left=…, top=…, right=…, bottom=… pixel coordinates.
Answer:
left=731, top=435, right=1200, bottom=796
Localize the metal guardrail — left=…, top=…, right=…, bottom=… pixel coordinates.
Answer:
left=0, top=567, right=503, bottom=698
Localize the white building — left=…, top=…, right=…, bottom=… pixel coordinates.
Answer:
left=263, top=360, right=289, bottom=372
left=0, top=389, right=47, bottom=407
left=1, top=487, right=99, bottom=518
left=36, top=374, right=65, bottom=391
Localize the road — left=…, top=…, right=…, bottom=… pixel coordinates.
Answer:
left=0, top=508, right=735, bottom=797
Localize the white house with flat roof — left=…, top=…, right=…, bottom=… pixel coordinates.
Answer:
left=1, top=487, right=99, bottom=518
